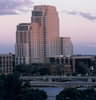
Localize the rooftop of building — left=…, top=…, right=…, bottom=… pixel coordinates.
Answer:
left=18, top=23, right=31, bottom=26
left=71, top=55, right=96, bottom=59
left=34, top=5, right=56, bottom=10
left=60, top=37, right=71, bottom=39
left=0, top=53, right=14, bottom=56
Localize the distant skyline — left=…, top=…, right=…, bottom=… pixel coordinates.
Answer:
left=0, top=0, right=96, bottom=55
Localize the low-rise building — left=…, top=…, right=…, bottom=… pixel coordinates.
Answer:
left=71, top=55, right=95, bottom=74
left=47, top=55, right=96, bottom=75
left=48, top=56, right=73, bottom=75
left=0, top=53, right=15, bottom=74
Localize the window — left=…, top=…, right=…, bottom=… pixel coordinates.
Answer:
left=32, top=11, right=42, bottom=16
left=17, top=25, right=28, bottom=31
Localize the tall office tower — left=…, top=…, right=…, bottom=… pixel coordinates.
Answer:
left=15, top=23, right=31, bottom=64
left=60, top=37, right=73, bottom=57
left=31, top=5, right=60, bottom=63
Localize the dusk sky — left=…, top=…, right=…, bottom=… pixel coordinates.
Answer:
left=0, top=0, right=96, bottom=55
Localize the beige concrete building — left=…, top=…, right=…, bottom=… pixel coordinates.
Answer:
left=60, top=37, right=73, bottom=57
left=16, top=5, right=60, bottom=64
left=15, top=23, right=31, bottom=64
left=31, top=5, right=60, bottom=63
left=15, top=5, right=73, bottom=64
left=0, top=53, right=15, bottom=74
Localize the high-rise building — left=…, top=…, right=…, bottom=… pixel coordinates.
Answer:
left=15, top=5, right=73, bottom=64
left=60, top=37, right=73, bottom=57
left=15, top=23, right=31, bottom=64
left=31, top=5, right=60, bottom=63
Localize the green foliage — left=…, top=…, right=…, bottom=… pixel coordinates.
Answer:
left=56, top=88, right=81, bottom=100
left=21, top=89, right=47, bottom=100
left=14, top=64, right=33, bottom=75
left=0, top=73, right=22, bottom=100
left=77, top=62, right=89, bottom=75
left=56, top=88, right=96, bottom=100
left=14, top=64, right=50, bottom=76
left=81, top=88, right=96, bottom=100
left=0, top=73, right=48, bottom=100
left=38, top=67, right=50, bottom=75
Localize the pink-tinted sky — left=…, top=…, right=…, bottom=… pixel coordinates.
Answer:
left=0, top=0, right=96, bottom=54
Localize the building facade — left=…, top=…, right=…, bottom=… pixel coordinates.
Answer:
left=15, top=23, right=31, bottom=64
left=71, top=55, right=95, bottom=73
left=15, top=5, right=73, bottom=64
left=31, top=5, right=60, bottom=63
left=48, top=55, right=96, bottom=75
left=0, top=53, right=15, bottom=74
left=60, top=37, right=73, bottom=57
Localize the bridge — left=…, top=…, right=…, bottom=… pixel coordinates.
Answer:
left=29, top=81, right=96, bottom=88
left=20, top=75, right=96, bottom=88
left=21, top=75, right=96, bottom=82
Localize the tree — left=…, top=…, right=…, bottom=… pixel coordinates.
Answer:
left=38, top=67, right=49, bottom=75
left=0, top=73, right=48, bottom=100
left=21, top=89, right=47, bottom=100
left=0, top=74, right=6, bottom=100
left=77, top=62, right=89, bottom=75
left=14, top=64, right=32, bottom=75
left=3, top=73, right=22, bottom=100
left=81, top=88, right=96, bottom=100
left=56, top=88, right=96, bottom=100
left=56, top=88, right=81, bottom=100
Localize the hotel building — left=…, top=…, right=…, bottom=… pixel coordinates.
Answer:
left=15, top=5, right=73, bottom=64
left=31, top=5, right=60, bottom=63
left=15, top=23, right=31, bottom=64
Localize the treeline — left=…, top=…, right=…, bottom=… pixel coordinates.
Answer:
left=14, top=64, right=50, bottom=76
left=14, top=64, right=64, bottom=76
left=56, top=88, right=96, bottom=100
left=0, top=73, right=47, bottom=100
left=14, top=63, right=96, bottom=76
left=1, top=73, right=96, bottom=100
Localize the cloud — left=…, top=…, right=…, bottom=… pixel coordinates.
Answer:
left=0, top=0, right=33, bottom=15
left=63, top=10, right=96, bottom=21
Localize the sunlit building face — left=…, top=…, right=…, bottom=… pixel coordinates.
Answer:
left=15, top=5, right=73, bottom=64
left=31, top=5, right=60, bottom=63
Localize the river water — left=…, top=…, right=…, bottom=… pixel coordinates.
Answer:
left=34, top=87, right=64, bottom=100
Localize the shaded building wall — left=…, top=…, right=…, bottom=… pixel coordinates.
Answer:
left=0, top=53, right=15, bottom=74
left=15, top=23, right=31, bottom=64
left=60, top=37, right=73, bottom=57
